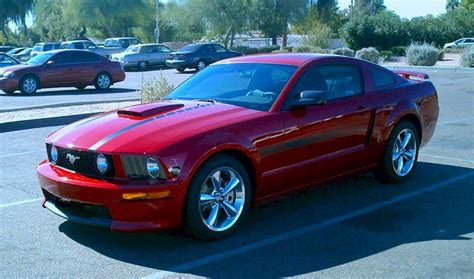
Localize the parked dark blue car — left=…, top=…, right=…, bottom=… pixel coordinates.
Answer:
left=165, top=43, right=242, bottom=72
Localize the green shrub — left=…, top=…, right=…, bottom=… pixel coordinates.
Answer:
left=231, top=46, right=258, bottom=55
left=294, top=46, right=330, bottom=54
left=460, top=47, right=474, bottom=68
left=380, top=50, right=393, bottom=60
left=140, top=74, right=174, bottom=104
left=391, top=46, right=407, bottom=56
left=331, top=47, right=355, bottom=57
left=406, top=42, right=439, bottom=66
left=256, top=45, right=280, bottom=53
left=271, top=49, right=290, bottom=53
left=355, top=47, right=380, bottom=64
left=438, top=49, right=445, bottom=61
left=301, top=22, right=332, bottom=49
left=444, top=47, right=464, bottom=54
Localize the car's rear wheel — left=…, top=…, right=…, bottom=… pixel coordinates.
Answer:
left=196, top=60, right=206, bottom=71
left=138, top=61, right=148, bottom=71
left=184, top=155, right=251, bottom=239
left=377, top=121, right=419, bottom=183
left=3, top=90, right=15, bottom=95
left=94, top=73, right=111, bottom=90
left=177, top=68, right=185, bottom=73
left=19, top=75, right=38, bottom=94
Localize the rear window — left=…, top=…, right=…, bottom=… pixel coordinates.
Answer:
left=370, top=67, right=397, bottom=88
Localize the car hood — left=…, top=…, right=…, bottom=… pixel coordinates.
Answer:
left=0, top=64, right=34, bottom=74
left=47, top=100, right=260, bottom=153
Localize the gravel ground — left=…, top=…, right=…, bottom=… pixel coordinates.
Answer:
left=0, top=101, right=139, bottom=123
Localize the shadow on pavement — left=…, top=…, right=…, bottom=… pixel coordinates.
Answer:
left=1, top=88, right=135, bottom=97
left=0, top=113, right=94, bottom=133
left=58, top=162, right=474, bottom=277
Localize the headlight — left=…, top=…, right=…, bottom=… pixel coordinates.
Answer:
left=50, top=145, right=58, bottom=164
left=121, top=155, right=167, bottom=179
left=146, top=158, right=161, bottom=178
left=96, top=154, right=108, bottom=174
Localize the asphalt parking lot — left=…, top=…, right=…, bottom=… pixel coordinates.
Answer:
left=0, top=68, right=193, bottom=110
left=0, top=69, right=473, bottom=278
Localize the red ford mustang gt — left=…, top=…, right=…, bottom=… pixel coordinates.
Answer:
left=37, top=53, right=439, bottom=239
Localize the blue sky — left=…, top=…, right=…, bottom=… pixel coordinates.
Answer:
left=338, top=0, right=446, bottom=18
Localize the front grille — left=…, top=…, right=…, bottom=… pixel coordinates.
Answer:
left=47, top=144, right=115, bottom=178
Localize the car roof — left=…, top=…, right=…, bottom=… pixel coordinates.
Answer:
left=215, top=53, right=338, bottom=66
left=106, top=37, right=138, bottom=40
left=134, top=43, right=166, bottom=47
left=47, top=49, right=99, bottom=55
left=62, top=40, right=92, bottom=43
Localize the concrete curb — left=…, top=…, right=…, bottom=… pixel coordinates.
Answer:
left=384, top=65, right=474, bottom=73
left=0, top=97, right=139, bottom=113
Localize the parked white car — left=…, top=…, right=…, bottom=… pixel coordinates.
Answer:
left=111, top=43, right=172, bottom=70
left=444, top=38, right=474, bottom=49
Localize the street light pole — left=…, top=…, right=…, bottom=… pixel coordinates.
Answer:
left=155, top=0, right=160, bottom=43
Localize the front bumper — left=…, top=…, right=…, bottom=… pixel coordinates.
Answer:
left=37, top=160, right=185, bottom=232
left=0, top=77, right=18, bottom=91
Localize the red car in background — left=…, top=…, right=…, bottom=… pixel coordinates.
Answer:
left=37, top=53, right=439, bottom=239
left=0, top=50, right=125, bottom=95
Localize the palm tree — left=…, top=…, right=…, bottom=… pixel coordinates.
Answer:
left=446, top=0, right=460, bottom=11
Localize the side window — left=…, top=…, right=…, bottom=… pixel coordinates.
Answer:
left=73, top=42, right=84, bottom=49
left=85, top=42, right=96, bottom=49
left=72, top=52, right=100, bottom=63
left=289, top=64, right=363, bottom=103
left=202, top=45, right=215, bottom=53
left=43, top=44, right=53, bottom=51
left=214, top=45, right=227, bottom=52
left=370, top=67, right=397, bottom=88
left=51, top=52, right=71, bottom=64
left=142, top=46, right=152, bottom=53
left=151, top=45, right=160, bottom=53
left=158, top=45, right=171, bottom=53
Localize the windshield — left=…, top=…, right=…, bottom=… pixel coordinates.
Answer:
left=166, top=63, right=297, bottom=111
left=18, top=48, right=31, bottom=55
left=179, top=44, right=200, bottom=52
left=124, top=46, right=139, bottom=53
left=27, top=52, right=54, bottom=65
left=104, top=39, right=119, bottom=48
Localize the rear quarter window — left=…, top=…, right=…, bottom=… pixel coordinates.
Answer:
left=370, top=67, right=397, bottom=88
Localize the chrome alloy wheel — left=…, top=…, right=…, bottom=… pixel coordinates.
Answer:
left=97, top=74, right=110, bottom=89
left=22, top=77, right=37, bottom=94
left=392, top=128, right=417, bottom=177
left=199, top=167, right=245, bottom=232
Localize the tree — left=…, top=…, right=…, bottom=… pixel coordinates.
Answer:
left=446, top=0, right=460, bottom=11
left=0, top=0, right=34, bottom=40
left=460, top=0, right=474, bottom=9
left=354, top=0, right=385, bottom=16
left=252, top=0, right=307, bottom=47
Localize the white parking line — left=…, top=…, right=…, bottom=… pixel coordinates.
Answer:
left=439, top=117, right=472, bottom=125
left=0, top=198, right=42, bottom=209
left=144, top=171, right=474, bottom=278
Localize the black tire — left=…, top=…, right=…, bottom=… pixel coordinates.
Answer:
left=184, top=155, right=252, bottom=240
left=3, top=90, right=15, bottom=95
left=177, top=68, right=186, bottom=73
left=94, top=72, right=112, bottom=90
left=19, top=75, right=39, bottom=94
left=138, top=61, right=148, bottom=71
left=377, top=121, right=420, bottom=183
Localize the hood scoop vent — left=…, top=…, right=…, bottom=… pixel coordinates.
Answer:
left=117, top=102, right=184, bottom=118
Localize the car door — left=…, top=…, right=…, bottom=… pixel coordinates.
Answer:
left=155, top=45, right=171, bottom=65
left=269, top=63, right=373, bottom=194
left=71, top=51, right=101, bottom=85
left=199, top=45, right=217, bottom=64
left=40, top=52, right=73, bottom=87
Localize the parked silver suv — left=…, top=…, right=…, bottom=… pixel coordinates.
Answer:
left=30, top=42, right=61, bottom=57
left=111, top=43, right=172, bottom=70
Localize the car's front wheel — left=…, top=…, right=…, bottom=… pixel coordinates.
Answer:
left=184, top=155, right=251, bottom=239
left=377, top=121, right=419, bottom=183
left=19, top=75, right=38, bottom=94
left=138, top=61, right=148, bottom=71
left=196, top=60, right=206, bottom=71
left=94, top=73, right=111, bottom=90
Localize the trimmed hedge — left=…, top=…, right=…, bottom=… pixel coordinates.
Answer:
left=380, top=50, right=393, bottom=60
left=230, top=45, right=280, bottom=55
left=406, top=42, right=439, bottom=66
left=294, top=46, right=330, bottom=53
left=391, top=46, right=407, bottom=56
left=355, top=47, right=380, bottom=64
left=331, top=47, right=355, bottom=57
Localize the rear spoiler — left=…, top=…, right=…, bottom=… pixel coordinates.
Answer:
left=394, top=70, right=430, bottom=81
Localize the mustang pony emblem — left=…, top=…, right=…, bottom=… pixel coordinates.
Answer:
left=66, top=154, right=80, bottom=164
